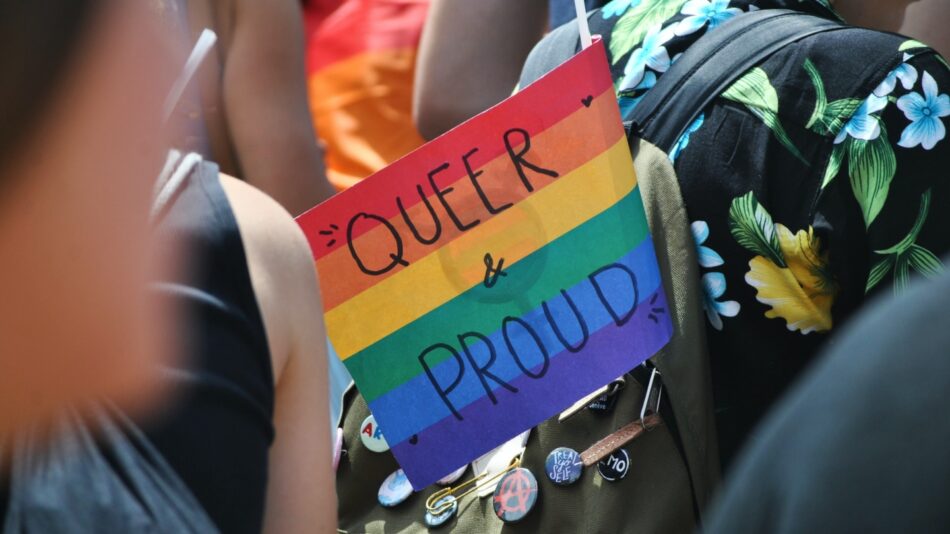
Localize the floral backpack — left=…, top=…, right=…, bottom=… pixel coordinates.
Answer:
left=335, top=9, right=911, bottom=533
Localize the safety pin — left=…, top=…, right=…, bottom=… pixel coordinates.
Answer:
left=425, top=456, right=522, bottom=515
left=639, top=367, right=663, bottom=431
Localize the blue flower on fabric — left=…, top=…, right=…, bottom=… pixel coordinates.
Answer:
left=701, top=273, right=740, bottom=331
left=674, top=0, right=743, bottom=37
left=897, top=71, right=950, bottom=150
left=691, top=221, right=725, bottom=268
left=834, top=94, right=888, bottom=144
left=618, top=24, right=675, bottom=92
left=601, top=0, right=640, bottom=18
left=669, top=113, right=705, bottom=162
left=873, top=55, right=918, bottom=97
left=618, top=72, right=657, bottom=117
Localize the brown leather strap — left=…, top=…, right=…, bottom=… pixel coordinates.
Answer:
left=580, top=414, right=663, bottom=467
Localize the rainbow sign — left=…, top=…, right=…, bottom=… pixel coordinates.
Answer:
left=297, top=39, right=672, bottom=489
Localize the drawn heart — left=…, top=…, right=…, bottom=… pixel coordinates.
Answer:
left=581, top=95, right=593, bottom=107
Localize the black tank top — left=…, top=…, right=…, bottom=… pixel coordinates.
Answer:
left=146, top=154, right=274, bottom=534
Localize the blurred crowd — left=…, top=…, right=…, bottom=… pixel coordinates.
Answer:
left=0, top=0, right=948, bottom=533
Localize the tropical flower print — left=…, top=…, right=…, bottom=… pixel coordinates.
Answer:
left=674, top=0, right=743, bottom=37
left=602, top=0, right=640, bottom=19
left=867, top=190, right=945, bottom=293
left=618, top=71, right=657, bottom=117
left=669, top=113, right=705, bottom=162
left=723, top=68, right=807, bottom=163
left=607, top=0, right=689, bottom=65
left=834, top=94, right=888, bottom=144
left=701, top=273, right=740, bottom=331
left=729, top=192, right=836, bottom=334
left=805, top=59, right=898, bottom=228
left=694, top=220, right=738, bottom=330
left=873, top=55, right=918, bottom=97
left=618, top=23, right=675, bottom=91
left=692, top=220, right=724, bottom=268
left=897, top=71, right=950, bottom=150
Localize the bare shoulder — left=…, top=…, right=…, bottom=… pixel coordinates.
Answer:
left=219, top=174, right=312, bottom=265
left=219, top=174, right=321, bottom=379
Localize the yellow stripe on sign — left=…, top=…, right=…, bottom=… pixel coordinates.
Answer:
left=328, top=138, right=637, bottom=360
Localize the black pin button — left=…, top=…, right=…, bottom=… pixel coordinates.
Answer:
left=598, top=448, right=630, bottom=482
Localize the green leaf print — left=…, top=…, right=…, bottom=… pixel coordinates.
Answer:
left=805, top=60, right=863, bottom=137
left=876, top=190, right=930, bottom=256
left=609, top=0, right=689, bottom=65
left=804, top=59, right=827, bottom=131
left=899, top=39, right=929, bottom=52
left=908, top=245, right=944, bottom=277
left=728, top=192, right=785, bottom=267
left=847, top=126, right=897, bottom=227
left=822, top=142, right=845, bottom=189
left=866, top=256, right=894, bottom=291
left=723, top=68, right=809, bottom=164
left=893, top=255, right=911, bottom=293
left=867, top=190, right=945, bottom=293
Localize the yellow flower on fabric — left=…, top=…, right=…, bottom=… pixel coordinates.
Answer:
left=729, top=192, right=837, bottom=336
left=745, top=225, right=834, bottom=334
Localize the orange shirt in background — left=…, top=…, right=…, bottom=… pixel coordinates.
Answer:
left=304, top=0, right=429, bottom=191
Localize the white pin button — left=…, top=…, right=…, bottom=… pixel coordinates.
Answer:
left=378, top=469, right=413, bottom=508
left=436, top=465, right=468, bottom=486
left=359, top=415, right=389, bottom=453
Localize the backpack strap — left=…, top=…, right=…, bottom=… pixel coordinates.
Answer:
left=629, top=9, right=844, bottom=151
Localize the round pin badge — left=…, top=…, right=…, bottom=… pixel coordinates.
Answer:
left=597, top=448, right=630, bottom=482
left=492, top=467, right=539, bottom=523
left=378, top=469, right=413, bottom=508
left=436, top=465, right=468, bottom=486
left=424, top=495, right=458, bottom=529
left=545, top=447, right=583, bottom=486
left=359, top=415, right=389, bottom=453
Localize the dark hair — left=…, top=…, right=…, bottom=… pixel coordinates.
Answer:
left=0, top=0, right=103, bottom=167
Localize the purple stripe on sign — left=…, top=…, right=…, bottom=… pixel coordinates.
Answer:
left=393, top=287, right=672, bottom=489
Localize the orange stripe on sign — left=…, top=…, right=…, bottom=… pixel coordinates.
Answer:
left=316, top=87, right=623, bottom=311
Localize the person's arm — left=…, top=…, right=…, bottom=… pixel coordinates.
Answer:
left=413, top=0, right=548, bottom=140
left=223, top=0, right=336, bottom=215
left=221, top=175, right=336, bottom=534
left=900, top=0, right=950, bottom=59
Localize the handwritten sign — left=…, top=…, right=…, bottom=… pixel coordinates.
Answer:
left=297, top=39, right=672, bottom=489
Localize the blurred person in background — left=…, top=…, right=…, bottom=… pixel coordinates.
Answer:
left=0, top=0, right=176, bottom=437
left=901, top=0, right=950, bottom=58
left=303, top=0, right=429, bottom=190
left=413, top=0, right=548, bottom=140
left=704, top=262, right=950, bottom=532
left=139, top=2, right=339, bottom=532
left=145, top=150, right=337, bottom=534
left=154, top=0, right=335, bottom=215
left=414, top=0, right=606, bottom=140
